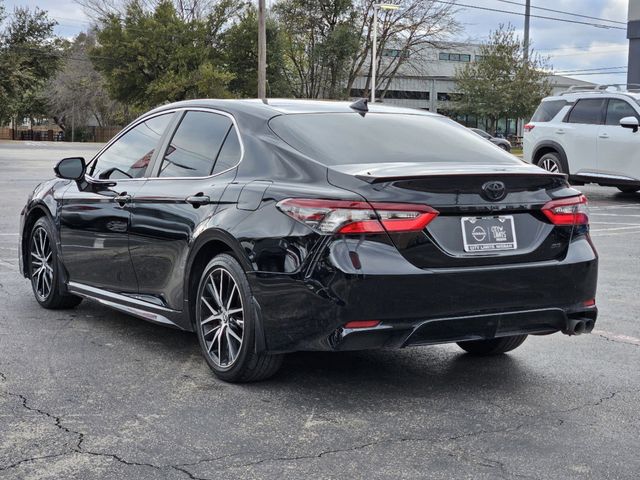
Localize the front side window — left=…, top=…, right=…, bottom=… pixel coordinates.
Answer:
left=159, top=111, right=233, bottom=178
left=605, top=99, right=639, bottom=125
left=90, top=113, right=173, bottom=179
left=565, top=99, right=605, bottom=125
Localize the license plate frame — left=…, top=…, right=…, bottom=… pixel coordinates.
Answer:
left=461, top=215, right=517, bottom=253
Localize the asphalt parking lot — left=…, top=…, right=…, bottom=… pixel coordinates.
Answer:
left=0, top=141, right=638, bottom=480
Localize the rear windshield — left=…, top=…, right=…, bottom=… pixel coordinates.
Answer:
left=530, top=100, right=569, bottom=122
left=269, top=113, right=517, bottom=166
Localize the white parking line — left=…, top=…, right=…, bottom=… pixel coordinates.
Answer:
left=590, top=225, right=640, bottom=233
left=590, top=204, right=640, bottom=210
left=0, top=233, right=18, bottom=236
left=593, top=330, right=640, bottom=347
left=591, top=213, right=640, bottom=218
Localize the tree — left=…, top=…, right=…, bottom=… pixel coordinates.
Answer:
left=0, top=4, right=62, bottom=125
left=220, top=5, right=290, bottom=97
left=272, top=0, right=459, bottom=100
left=346, top=0, right=461, bottom=99
left=91, top=0, right=233, bottom=110
left=274, top=0, right=360, bottom=99
left=454, top=24, right=552, bottom=133
left=48, top=31, right=124, bottom=133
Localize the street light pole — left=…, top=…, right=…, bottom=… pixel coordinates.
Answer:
left=371, top=6, right=378, bottom=103
left=370, top=3, right=401, bottom=103
left=523, top=0, right=531, bottom=62
left=257, top=0, right=267, bottom=99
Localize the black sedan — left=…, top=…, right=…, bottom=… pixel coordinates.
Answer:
left=470, top=128, right=512, bottom=151
left=19, top=99, right=598, bottom=382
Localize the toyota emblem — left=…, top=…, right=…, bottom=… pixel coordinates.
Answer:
left=482, top=181, right=507, bottom=201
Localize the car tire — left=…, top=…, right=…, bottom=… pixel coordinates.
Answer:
left=194, top=253, right=283, bottom=382
left=498, top=144, right=510, bottom=151
left=457, top=335, right=527, bottom=355
left=28, top=217, right=83, bottom=309
left=536, top=152, right=565, bottom=174
left=617, top=186, right=640, bottom=194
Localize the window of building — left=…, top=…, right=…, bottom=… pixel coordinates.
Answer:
left=475, top=55, right=485, bottom=62
left=349, top=89, right=428, bottom=101
left=382, top=49, right=410, bottom=58
left=439, top=52, right=472, bottom=62
left=437, top=92, right=463, bottom=102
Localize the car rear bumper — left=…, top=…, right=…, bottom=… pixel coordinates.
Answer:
left=249, top=235, right=598, bottom=353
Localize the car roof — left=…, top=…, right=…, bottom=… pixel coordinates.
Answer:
left=541, top=91, right=640, bottom=103
left=146, top=98, right=438, bottom=119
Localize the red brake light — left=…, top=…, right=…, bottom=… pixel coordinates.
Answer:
left=542, top=195, right=589, bottom=226
left=276, top=198, right=438, bottom=234
left=344, top=320, right=381, bottom=329
left=524, top=123, right=535, bottom=132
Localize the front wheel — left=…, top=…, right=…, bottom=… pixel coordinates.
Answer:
left=195, top=254, right=283, bottom=382
left=457, top=335, right=527, bottom=355
left=28, top=217, right=82, bottom=309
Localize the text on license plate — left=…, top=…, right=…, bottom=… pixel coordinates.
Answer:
left=461, top=216, right=517, bottom=253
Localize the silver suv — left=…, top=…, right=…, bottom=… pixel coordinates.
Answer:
left=523, top=85, right=640, bottom=193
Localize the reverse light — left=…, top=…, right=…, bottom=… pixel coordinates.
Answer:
left=542, top=195, right=589, bottom=226
left=524, top=123, right=535, bottom=132
left=276, top=198, right=438, bottom=234
left=344, top=320, right=381, bottom=329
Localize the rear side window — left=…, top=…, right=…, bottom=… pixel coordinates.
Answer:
left=212, top=127, right=242, bottom=175
left=605, top=99, right=639, bottom=125
left=269, top=113, right=519, bottom=166
left=159, top=111, right=232, bottom=178
left=530, top=100, right=568, bottom=122
left=565, top=99, right=605, bottom=125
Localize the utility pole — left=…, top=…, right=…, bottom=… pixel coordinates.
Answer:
left=628, top=0, right=640, bottom=86
left=257, top=0, right=267, bottom=99
left=523, top=0, right=531, bottom=62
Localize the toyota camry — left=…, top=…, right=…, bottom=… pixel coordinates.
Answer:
left=19, top=99, right=598, bottom=382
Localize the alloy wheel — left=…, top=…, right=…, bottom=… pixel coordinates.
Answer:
left=540, top=157, right=560, bottom=173
left=30, top=226, right=54, bottom=301
left=199, top=267, right=244, bottom=368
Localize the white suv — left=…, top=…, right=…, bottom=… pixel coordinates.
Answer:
left=523, top=85, right=640, bottom=193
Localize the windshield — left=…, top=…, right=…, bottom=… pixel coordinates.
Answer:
left=269, top=113, right=517, bottom=166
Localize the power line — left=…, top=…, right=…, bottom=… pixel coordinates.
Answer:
left=493, top=0, right=626, bottom=26
left=564, top=71, right=628, bottom=76
left=554, top=66, right=628, bottom=74
left=434, top=0, right=627, bottom=30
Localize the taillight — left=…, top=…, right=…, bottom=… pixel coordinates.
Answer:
left=276, top=198, right=438, bottom=234
left=524, top=123, right=535, bottom=132
left=542, top=195, right=589, bottom=226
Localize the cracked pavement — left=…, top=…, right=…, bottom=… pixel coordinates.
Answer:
left=0, top=142, right=639, bottom=479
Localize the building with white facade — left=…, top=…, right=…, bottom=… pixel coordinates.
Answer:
left=349, top=42, right=593, bottom=137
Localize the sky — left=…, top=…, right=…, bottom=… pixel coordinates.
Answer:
left=1, top=0, right=631, bottom=86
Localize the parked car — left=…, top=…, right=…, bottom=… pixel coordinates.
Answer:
left=523, top=85, right=640, bottom=193
left=469, top=127, right=512, bottom=151
left=19, top=100, right=598, bottom=382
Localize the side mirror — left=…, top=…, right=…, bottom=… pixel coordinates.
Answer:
left=54, top=157, right=86, bottom=181
left=620, top=116, right=639, bottom=133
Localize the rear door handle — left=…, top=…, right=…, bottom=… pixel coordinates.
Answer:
left=114, top=193, right=131, bottom=206
left=555, top=129, right=565, bottom=135
left=599, top=133, right=609, bottom=139
left=186, top=194, right=210, bottom=208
